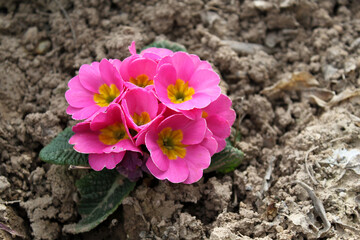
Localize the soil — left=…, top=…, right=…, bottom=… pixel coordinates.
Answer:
left=1, top=0, right=360, bottom=239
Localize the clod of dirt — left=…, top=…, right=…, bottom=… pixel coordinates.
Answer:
left=21, top=165, right=78, bottom=240
left=24, top=111, right=62, bottom=146
left=0, top=176, right=10, bottom=193
left=210, top=227, right=241, bottom=240
left=204, top=176, right=232, bottom=213
left=0, top=204, right=28, bottom=239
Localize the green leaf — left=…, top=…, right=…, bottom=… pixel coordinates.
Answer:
left=39, top=127, right=88, bottom=166
left=63, top=170, right=136, bottom=234
left=141, top=40, right=187, bottom=53
left=205, top=139, right=244, bottom=174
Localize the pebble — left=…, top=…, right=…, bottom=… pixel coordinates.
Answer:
left=350, top=37, right=360, bottom=51
left=265, top=32, right=281, bottom=48
left=35, top=40, right=51, bottom=55
left=223, top=40, right=269, bottom=55
left=322, top=64, right=338, bottom=81
left=253, top=1, right=273, bottom=11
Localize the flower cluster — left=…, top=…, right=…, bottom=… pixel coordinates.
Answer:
left=66, top=42, right=235, bottom=184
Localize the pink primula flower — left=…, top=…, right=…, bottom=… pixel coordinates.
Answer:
left=121, top=88, right=166, bottom=145
left=128, top=41, right=173, bottom=62
left=120, top=51, right=157, bottom=90
left=145, top=114, right=215, bottom=184
left=154, top=52, right=221, bottom=111
left=66, top=59, right=124, bottom=120
left=182, top=94, right=236, bottom=153
left=69, top=104, right=141, bottom=170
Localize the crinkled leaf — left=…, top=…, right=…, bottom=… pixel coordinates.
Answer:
left=205, top=139, right=244, bottom=174
left=39, top=127, right=89, bottom=166
left=63, top=170, right=136, bottom=234
left=141, top=40, right=187, bottom=53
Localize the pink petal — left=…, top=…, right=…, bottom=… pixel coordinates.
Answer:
left=66, top=104, right=101, bottom=120
left=120, top=55, right=139, bottom=82
left=65, top=90, right=95, bottom=108
left=214, top=137, right=226, bottom=153
left=90, top=104, right=123, bottom=131
left=146, top=156, right=166, bottom=179
left=187, top=92, right=212, bottom=109
left=144, top=126, right=159, bottom=152
left=183, top=167, right=203, bottom=184
left=164, top=98, right=198, bottom=111
left=188, top=69, right=221, bottom=101
left=71, top=121, right=90, bottom=133
left=110, top=139, right=141, bottom=154
left=149, top=149, right=169, bottom=171
left=109, top=59, right=122, bottom=73
left=206, top=115, right=231, bottom=140
left=128, top=41, right=137, bottom=55
left=89, top=152, right=125, bottom=171
left=141, top=47, right=173, bottom=60
left=146, top=157, right=189, bottom=183
left=159, top=52, right=196, bottom=81
left=158, top=114, right=206, bottom=145
left=180, top=109, right=202, bottom=120
left=203, top=94, right=236, bottom=126
left=190, top=54, right=212, bottom=70
left=69, top=132, right=109, bottom=154
left=128, top=58, right=157, bottom=80
left=136, top=115, right=164, bottom=146
left=122, top=88, right=159, bottom=119
left=99, top=59, right=124, bottom=91
left=200, top=130, right=218, bottom=156
left=166, top=158, right=190, bottom=183
left=121, top=99, right=139, bottom=132
left=154, top=64, right=177, bottom=102
left=65, top=76, right=95, bottom=108
left=79, top=62, right=104, bottom=93
left=183, top=145, right=211, bottom=169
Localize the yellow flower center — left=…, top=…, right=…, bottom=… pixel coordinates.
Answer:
left=202, top=111, right=208, bottom=118
left=132, top=112, right=151, bottom=126
left=157, top=127, right=187, bottom=160
left=129, top=74, right=154, bottom=88
left=93, top=84, right=120, bottom=107
left=99, top=122, right=129, bottom=145
left=167, top=79, right=195, bottom=104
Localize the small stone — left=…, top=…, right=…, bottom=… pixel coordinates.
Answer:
left=280, top=0, right=297, bottom=8
left=350, top=38, right=360, bottom=51
left=35, top=40, right=51, bottom=55
left=253, top=1, right=273, bottom=11
left=339, top=192, right=346, bottom=198
left=23, top=27, right=38, bottom=44
left=265, top=32, right=281, bottom=48
left=344, top=59, right=357, bottom=74
left=223, top=40, right=269, bottom=55
left=322, top=64, right=338, bottom=81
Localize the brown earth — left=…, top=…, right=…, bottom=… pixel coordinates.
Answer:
left=1, top=0, right=360, bottom=239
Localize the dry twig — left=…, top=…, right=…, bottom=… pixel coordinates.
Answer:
left=68, top=165, right=91, bottom=170
left=53, top=0, right=77, bottom=49
left=295, top=181, right=331, bottom=238
left=261, top=157, right=275, bottom=197
left=304, top=146, right=319, bottom=185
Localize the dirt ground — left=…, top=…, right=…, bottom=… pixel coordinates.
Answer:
left=1, top=0, right=360, bottom=239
